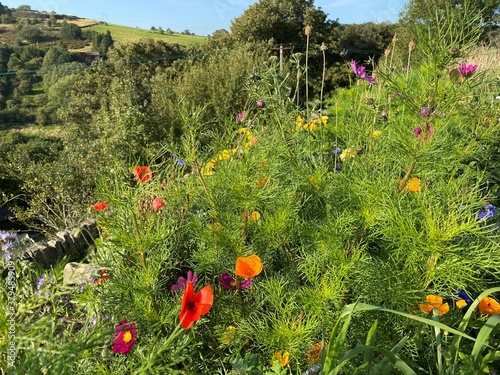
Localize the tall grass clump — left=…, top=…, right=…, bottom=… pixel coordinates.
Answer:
left=1, top=2, right=499, bottom=373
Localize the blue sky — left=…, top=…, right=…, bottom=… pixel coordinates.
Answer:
left=3, top=0, right=407, bottom=36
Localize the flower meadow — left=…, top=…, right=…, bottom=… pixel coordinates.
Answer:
left=2, top=12, right=500, bottom=375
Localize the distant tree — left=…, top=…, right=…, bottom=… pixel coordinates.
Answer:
left=339, top=22, right=396, bottom=60
left=92, top=30, right=114, bottom=55
left=47, top=12, right=56, bottom=27
left=0, top=2, right=5, bottom=15
left=150, top=26, right=156, bottom=31
left=16, top=5, right=31, bottom=11
left=157, top=26, right=163, bottom=34
left=59, top=20, right=82, bottom=40
left=230, top=0, right=339, bottom=47
left=19, top=24, right=42, bottom=42
left=165, top=28, right=173, bottom=35
left=400, top=0, right=499, bottom=39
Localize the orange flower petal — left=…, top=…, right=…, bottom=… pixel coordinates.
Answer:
left=235, top=255, right=263, bottom=279
left=478, top=296, right=500, bottom=315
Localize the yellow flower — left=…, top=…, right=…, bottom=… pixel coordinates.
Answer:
left=272, top=351, right=290, bottom=367
left=242, top=210, right=261, bottom=222
left=340, top=147, right=356, bottom=161
left=202, top=159, right=216, bottom=176
left=217, top=149, right=232, bottom=161
left=406, top=177, right=421, bottom=193
left=219, top=326, right=235, bottom=344
left=321, top=116, right=329, bottom=125
left=372, top=130, right=382, bottom=138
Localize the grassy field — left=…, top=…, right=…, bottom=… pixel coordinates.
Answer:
left=86, top=23, right=207, bottom=46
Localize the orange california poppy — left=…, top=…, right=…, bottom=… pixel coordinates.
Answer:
left=418, top=294, right=449, bottom=316
left=235, top=255, right=263, bottom=279
left=406, top=177, right=422, bottom=193
left=92, top=201, right=109, bottom=211
left=179, top=281, right=213, bottom=329
left=478, top=296, right=500, bottom=315
left=133, top=166, right=152, bottom=183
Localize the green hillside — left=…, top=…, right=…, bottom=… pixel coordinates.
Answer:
left=86, top=23, right=207, bottom=46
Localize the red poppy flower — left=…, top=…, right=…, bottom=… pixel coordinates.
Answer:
left=179, top=281, right=213, bottom=329
left=152, top=197, right=165, bottom=212
left=112, top=320, right=136, bottom=355
left=92, top=201, right=109, bottom=211
left=93, top=269, right=109, bottom=285
left=133, top=166, right=152, bottom=183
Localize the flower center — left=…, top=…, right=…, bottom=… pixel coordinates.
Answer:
left=187, top=301, right=196, bottom=310
left=229, top=281, right=237, bottom=287
left=123, top=331, right=132, bottom=343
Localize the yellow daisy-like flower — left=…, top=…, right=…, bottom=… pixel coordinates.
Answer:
left=202, top=159, right=216, bottom=176
left=340, top=147, right=356, bottom=161
left=272, top=351, right=290, bottom=367
left=321, top=116, right=329, bottom=125
left=217, top=149, right=232, bottom=161
left=372, top=130, right=382, bottom=138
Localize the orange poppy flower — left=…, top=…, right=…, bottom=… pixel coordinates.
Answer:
left=179, top=281, right=213, bottom=329
left=235, top=255, right=263, bottom=278
left=271, top=351, right=290, bottom=367
left=133, top=166, right=152, bottom=183
left=92, top=201, right=109, bottom=211
left=478, top=296, right=500, bottom=315
left=306, top=342, right=323, bottom=363
left=418, top=294, right=449, bottom=316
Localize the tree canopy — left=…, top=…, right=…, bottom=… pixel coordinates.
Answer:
left=230, top=0, right=339, bottom=46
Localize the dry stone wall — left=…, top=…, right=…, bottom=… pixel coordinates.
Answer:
left=21, top=219, right=99, bottom=268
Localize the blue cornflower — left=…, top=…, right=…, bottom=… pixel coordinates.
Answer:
left=457, top=290, right=472, bottom=304
left=333, top=148, right=342, bottom=155
left=478, top=203, right=496, bottom=220
left=335, top=165, right=341, bottom=171
left=171, top=153, right=186, bottom=167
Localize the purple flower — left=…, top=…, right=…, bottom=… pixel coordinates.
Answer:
left=235, top=111, right=248, bottom=123
left=3, top=241, right=13, bottom=251
left=413, top=124, right=434, bottom=141
left=37, top=276, right=46, bottom=289
left=170, top=270, right=197, bottom=292
left=217, top=273, right=252, bottom=290
left=335, top=165, right=341, bottom=171
left=0, top=231, right=16, bottom=241
left=333, top=148, right=342, bottom=155
left=257, top=100, right=265, bottom=108
left=4, top=253, right=12, bottom=261
left=381, top=109, right=387, bottom=117
left=419, top=107, right=436, bottom=117
left=402, top=66, right=409, bottom=71
left=457, top=63, right=477, bottom=77
left=350, top=60, right=376, bottom=85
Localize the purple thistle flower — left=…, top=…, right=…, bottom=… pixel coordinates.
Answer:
left=257, top=99, right=265, bottom=108
left=170, top=270, right=197, bottom=292
left=217, top=273, right=252, bottom=290
left=457, top=63, right=477, bottom=77
left=413, top=124, right=434, bottom=141
left=381, top=109, right=387, bottom=117
left=350, top=60, right=376, bottom=85
left=419, top=107, right=436, bottom=117
left=413, top=126, right=422, bottom=138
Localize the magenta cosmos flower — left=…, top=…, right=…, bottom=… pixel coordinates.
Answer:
left=112, top=320, right=136, bottom=355
left=171, top=271, right=197, bottom=292
left=457, top=63, right=477, bottom=77
left=350, top=60, right=376, bottom=85
left=217, top=273, right=252, bottom=290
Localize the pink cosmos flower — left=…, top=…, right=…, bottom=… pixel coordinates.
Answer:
left=457, top=63, right=478, bottom=77
left=217, top=273, right=252, bottom=290
left=171, top=271, right=197, bottom=292
left=350, top=60, right=376, bottom=85
left=112, top=320, right=136, bottom=355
